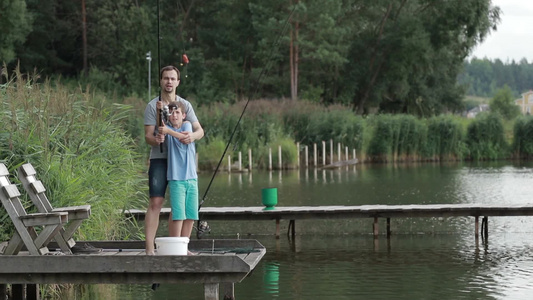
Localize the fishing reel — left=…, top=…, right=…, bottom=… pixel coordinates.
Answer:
left=161, top=105, right=170, bottom=118
left=196, top=220, right=211, bottom=239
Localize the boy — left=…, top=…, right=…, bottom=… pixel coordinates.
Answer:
left=158, top=101, right=199, bottom=243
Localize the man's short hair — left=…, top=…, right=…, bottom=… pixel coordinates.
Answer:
left=160, top=65, right=180, bottom=80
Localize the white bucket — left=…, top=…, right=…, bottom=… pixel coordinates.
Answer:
left=155, top=237, right=189, bottom=255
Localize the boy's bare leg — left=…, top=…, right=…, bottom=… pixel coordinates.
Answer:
left=169, top=219, right=184, bottom=237
left=181, top=219, right=195, bottom=238
left=145, top=196, right=165, bottom=255
left=182, top=220, right=196, bottom=255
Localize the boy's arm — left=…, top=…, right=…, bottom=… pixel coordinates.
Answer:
left=159, top=125, right=187, bottom=139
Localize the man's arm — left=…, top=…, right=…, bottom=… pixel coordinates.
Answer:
left=145, top=125, right=164, bottom=146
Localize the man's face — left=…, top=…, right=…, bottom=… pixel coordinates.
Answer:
left=161, top=70, right=179, bottom=93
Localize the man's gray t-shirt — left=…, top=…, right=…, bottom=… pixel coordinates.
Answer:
left=144, top=96, right=199, bottom=159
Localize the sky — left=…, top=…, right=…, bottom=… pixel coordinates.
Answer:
left=469, top=0, right=533, bottom=63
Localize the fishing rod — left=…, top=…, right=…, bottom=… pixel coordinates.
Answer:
left=156, top=0, right=164, bottom=153
left=196, top=6, right=297, bottom=238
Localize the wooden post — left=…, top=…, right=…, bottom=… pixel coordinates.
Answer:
left=475, top=216, right=479, bottom=238
left=278, top=145, right=282, bottom=170
left=386, top=218, right=391, bottom=237
left=345, top=146, right=349, bottom=160
left=313, top=143, right=317, bottom=167
left=353, top=149, right=357, bottom=160
left=268, top=148, right=272, bottom=171
left=204, top=283, right=219, bottom=300
left=12, top=285, right=24, bottom=300
left=322, top=141, right=326, bottom=166
left=238, top=152, right=242, bottom=171
left=329, top=139, right=333, bottom=164
left=27, top=284, right=39, bottom=300
left=296, top=142, right=300, bottom=168
left=373, top=217, right=379, bottom=238
left=222, top=283, right=235, bottom=300
left=227, top=155, right=231, bottom=173
left=0, top=284, right=6, bottom=300
left=304, top=145, right=308, bottom=168
left=276, top=219, right=280, bottom=239
left=248, top=148, right=252, bottom=171
left=337, top=143, right=341, bottom=162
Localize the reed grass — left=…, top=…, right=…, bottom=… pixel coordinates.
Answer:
left=0, top=65, right=145, bottom=241
left=512, top=116, right=533, bottom=159
left=465, top=113, right=508, bottom=160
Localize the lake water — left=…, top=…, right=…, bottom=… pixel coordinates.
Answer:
left=67, top=161, right=533, bottom=299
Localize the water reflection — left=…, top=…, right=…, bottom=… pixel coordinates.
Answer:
left=79, top=162, right=533, bottom=299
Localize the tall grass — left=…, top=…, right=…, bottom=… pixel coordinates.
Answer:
left=0, top=66, right=145, bottom=241
left=512, top=116, right=533, bottom=159
left=424, top=115, right=465, bottom=161
left=466, top=113, right=508, bottom=160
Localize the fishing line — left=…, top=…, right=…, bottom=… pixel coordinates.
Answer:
left=196, top=6, right=297, bottom=238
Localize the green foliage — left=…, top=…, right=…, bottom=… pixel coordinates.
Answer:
left=0, top=0, right=31, bottom=63
left=466, top=113, right=508, bottom=160
left=5, top=0, right=500, bottom=116
left=512, top=116, right=533, bottom=159
left=0, top=68, right=145, bottom=241
left=425, top=116, right=465, bottom=161
left=255, top=137, right=298, bottom=169
left=490, top=85, right=521, bottom=120
left=460, top=57, right=533, bottom=98
left=197, top=136, right=227, bottom=171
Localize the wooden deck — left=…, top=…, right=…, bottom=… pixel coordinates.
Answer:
left=125, top=204, right=533, bottom=238
left=0, top=239, right=265, bottom=300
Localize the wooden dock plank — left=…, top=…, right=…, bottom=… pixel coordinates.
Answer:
left=0, top=239, right=266, bottom=286
left=125, top=204, right=533, bottom=222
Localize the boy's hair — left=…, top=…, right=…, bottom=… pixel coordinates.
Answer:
left=168, top=100, right=186, bottom=113
left=160, top=65, right=180, bottom=80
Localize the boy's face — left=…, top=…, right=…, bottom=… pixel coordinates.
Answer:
left=169, top=107, right=186, bottom=126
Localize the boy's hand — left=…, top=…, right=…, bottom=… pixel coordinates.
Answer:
left=158, top=126, right=167, bottom=135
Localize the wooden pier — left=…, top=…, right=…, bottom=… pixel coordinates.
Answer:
left=125, top=204, right=533, bottom=238
left=0, top=239, right=265, bottom=300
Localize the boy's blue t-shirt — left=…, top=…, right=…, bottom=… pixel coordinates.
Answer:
left=167, top=122, right=197, bottom=181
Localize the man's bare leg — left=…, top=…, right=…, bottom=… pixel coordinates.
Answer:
left=145, top=196, right=164, bottom=255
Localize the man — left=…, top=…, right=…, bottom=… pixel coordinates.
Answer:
left=143, top=65, right=204, bottom=255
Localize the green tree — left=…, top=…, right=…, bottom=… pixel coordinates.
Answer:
left=490, top=85, right=520, bottom=120
left=0, top=0, right=31, bottom=64
left=342, top=0, right=500, bottom=115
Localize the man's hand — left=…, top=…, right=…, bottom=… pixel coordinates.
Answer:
left=156, top=133, right=165, bottom=144
left=179, top=131, right=193, bottom=144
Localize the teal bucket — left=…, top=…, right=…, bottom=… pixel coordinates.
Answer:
left=262, top=188, right=278, bottom=210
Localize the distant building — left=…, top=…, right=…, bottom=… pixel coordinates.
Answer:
left=515, top=91, right=533, bottom=115
left=466, top=104, right=490, bottom=118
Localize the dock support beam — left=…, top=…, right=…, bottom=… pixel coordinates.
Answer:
left=205, top=283, right=219, bottom=300
left=275, top=219, right=280, bottom=239
left=222, top=282, right=235, bottom=300
left=386, top=218, right=391, bottom=237
left=0, top=284, right=6, bottom=300
left=287, top=220, right=295, bottom=238
left=373, top=217, right=379, bottom=238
